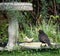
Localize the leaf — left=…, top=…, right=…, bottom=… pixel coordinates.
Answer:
left=56, top=0, right=60, bottom=3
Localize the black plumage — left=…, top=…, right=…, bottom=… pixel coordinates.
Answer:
left=38, top=30, right=51, bottom=46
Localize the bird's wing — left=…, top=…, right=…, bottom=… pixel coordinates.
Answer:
left=41, top=35, right=50, bottom=43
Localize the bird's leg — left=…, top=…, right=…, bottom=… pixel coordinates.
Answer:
left=45, top=43, right=49, bottom=47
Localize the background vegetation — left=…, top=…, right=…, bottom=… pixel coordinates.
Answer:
left=0, top=0, right=60, bottom=43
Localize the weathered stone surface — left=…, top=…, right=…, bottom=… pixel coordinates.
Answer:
left=0, top=42, right=60, bottom=51
left=0, top=2, right=33, bottom=10
left=19, top=42, right=60, bottom=49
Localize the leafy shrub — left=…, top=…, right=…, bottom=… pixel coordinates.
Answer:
left=19, top=19, right=60, bottom=43
left=0, top=20, right=8, bottom=43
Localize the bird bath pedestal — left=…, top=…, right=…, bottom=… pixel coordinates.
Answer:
left=0, top=2, right=33, bottom=51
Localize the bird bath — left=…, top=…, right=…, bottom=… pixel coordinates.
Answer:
left=0, top=2, right=33, bottom=51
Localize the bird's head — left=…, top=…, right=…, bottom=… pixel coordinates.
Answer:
left=38, top=30, right=44, bottom=34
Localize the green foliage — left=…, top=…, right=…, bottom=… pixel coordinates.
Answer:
left=38, top=20, right=59, bottom=43
left=18, top=19, right=60, bottom=43
left=0, top=49, right=60, bottom=56
left=0, top=12, right=60, bottom=43
left=40, top=0, right=48, bottom=19
left=0, top=0, right=60, bottom=44
left=18, top=24, right=38, bottom=42
left=50, top=15, right=59, bottom=20
left=56, top=0, right=60, bottom=3
left=0, top=21, right=8, bottom=43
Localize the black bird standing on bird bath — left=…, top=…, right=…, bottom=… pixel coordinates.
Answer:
left=38, top=30, right=51, bottom=46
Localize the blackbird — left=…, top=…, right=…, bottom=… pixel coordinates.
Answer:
left=38, top=30, right=51, bottom=46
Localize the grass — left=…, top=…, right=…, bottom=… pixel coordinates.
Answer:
left=0, top=49, right=60, bottom=56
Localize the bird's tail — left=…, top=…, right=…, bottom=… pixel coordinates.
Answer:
left=48, top=43, right=52, bottom=47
